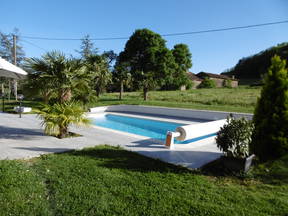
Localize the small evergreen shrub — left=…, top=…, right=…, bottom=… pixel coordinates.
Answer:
left=185, top=80, right=194, bottom=90
left=198, top=78, right=216, bottom=88
left=216, top=115, right=254, bottom=158
left=251, top=55, right=288, bottom=161
left=224, top=79, right=232, bottom=88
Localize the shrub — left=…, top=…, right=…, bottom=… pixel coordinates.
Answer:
left=36, top=101, right=91, bottom=138
left=224, top=79, right=232, bottom=88
left=198, top=78, right=216, bottom=88
left=251, top=55, right=288, bottom=161
left=216, top=115, right=254, bottom=158
left=185, top=80, right=194, bottom=90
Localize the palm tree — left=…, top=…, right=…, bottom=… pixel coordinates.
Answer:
left=113, top=61, right=131, bottom=100
left=85, top=55, right=111, bottom=97
left=36, top=101, right=91, bottom=138
left=25, top=51, right=91, bottom=103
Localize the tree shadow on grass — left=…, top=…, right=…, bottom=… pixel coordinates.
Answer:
left=68, top=146, right=194, bottom=174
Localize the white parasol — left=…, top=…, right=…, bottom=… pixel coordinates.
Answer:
left=0, top=57, right=27, bottom=79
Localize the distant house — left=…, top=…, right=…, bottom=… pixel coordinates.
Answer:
left=186, top=72, right=203, bottom=89
left=196, top=72, right=238, bottom=88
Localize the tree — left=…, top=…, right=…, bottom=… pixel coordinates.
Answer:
left=113, top=55, right=131, bottom=100
left=103, top=50, right=117, bottom=65
left=76, top=35, right=98, bottom=59
left=36, top=101, right=90, bottom=138
left=0, top=28, right=25, bottom=64
left=85, top=54, right=111, bottom=97
left=251, top=55, right=288, bottom=161
left=25, top=51, right=90, bottom=103
left=119, top=29, right=175, bottom=100
left=170, top=43, right=192, bottom=89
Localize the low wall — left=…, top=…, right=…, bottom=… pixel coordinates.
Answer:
left=89, top=105, right=253, bottom=121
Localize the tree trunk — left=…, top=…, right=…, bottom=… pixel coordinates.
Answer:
left=59, top=89, right=72, bottom=103
left=59, top=125, right=68, bottom=139
left=119, top=80, right=123, bottom=100
left=143, top=87, right=148, bottom=101
left=8, top=80, right=11, bottom=101
left=43, top=93, right=49, bottom=104
left=1, top=83, right=4, bottom=95
left=13, top=80, right=17, bottom=101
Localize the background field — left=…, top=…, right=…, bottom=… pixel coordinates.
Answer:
left=1, top=87, right=261, bottom=114
left=90, top=87, right=261, bottom=113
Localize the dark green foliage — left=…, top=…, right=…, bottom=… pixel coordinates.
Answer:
left=222, top=42, right=288, bottom=79
left=168, top=44, right=192, bottom=89
left=216, top=115, right=254, bottom=158
left=198, top=78, right=216, bottom=88
left=251, top=55, right=288, bottom=161
left=119, top=29, right=176, bottom=100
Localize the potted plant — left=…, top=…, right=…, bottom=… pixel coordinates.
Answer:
left=216, top=115, right=255, bottom=172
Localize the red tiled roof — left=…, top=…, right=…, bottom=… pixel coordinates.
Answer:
left=187, top=72, right=203, bottom=81
left=197, top=72, right=238, bottom=80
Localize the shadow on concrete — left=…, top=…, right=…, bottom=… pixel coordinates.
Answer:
left=125, top=138, right=165, bottom=149
left=13, top=147, right=73, bottom=153
left=136, top=150, right=222, bottom=169
left=0, top=125, right=45, bottom=140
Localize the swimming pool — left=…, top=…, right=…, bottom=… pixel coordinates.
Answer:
left=90, top=114, right=216, bottom=144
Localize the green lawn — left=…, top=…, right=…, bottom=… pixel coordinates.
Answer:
left=1, top=145, right=287, bottom=215
left=90, top=87, right=261, bottom=113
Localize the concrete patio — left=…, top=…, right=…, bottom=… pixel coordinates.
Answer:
left=0, top=113, right=222, bottom=169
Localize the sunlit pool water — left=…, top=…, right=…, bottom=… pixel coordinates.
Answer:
left=90, top=114, right=215, bottom=144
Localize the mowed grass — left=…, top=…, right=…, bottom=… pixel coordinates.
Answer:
left=91, top=87, right=261, bottom=113
left=1, top=145, right=287, bottom=215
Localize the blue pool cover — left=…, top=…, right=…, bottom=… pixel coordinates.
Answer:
left=91, top=114, right=215, bottom=144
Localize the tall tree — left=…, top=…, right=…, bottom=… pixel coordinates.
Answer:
left=76, top=34, right=98, bottom=59
left=103, top=50, right=117, bottom=65
left=0, top=28, right=25, bottom=64
left=114, top=54, right=131, bottom=100
left=171, top=43, right=192, bottom=89
left=119, top=28, right=175, bottom=100
left=251, top=55, right=288, bottom=161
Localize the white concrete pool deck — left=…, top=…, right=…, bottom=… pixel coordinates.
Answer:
left=0, top=113, right=222, bottom=169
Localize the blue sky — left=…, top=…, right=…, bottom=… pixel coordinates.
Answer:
left=1, top=0, right=287, bottom=74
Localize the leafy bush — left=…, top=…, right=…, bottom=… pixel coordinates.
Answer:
left=216, top=115, right=254, bottom=158
left=224, top=79, right=232, bottom=88
left=198, top=78, right=216, bottom=88
left=251, top=55, right=288, bottom=161
left=185, top=80, right=194, bottom=90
